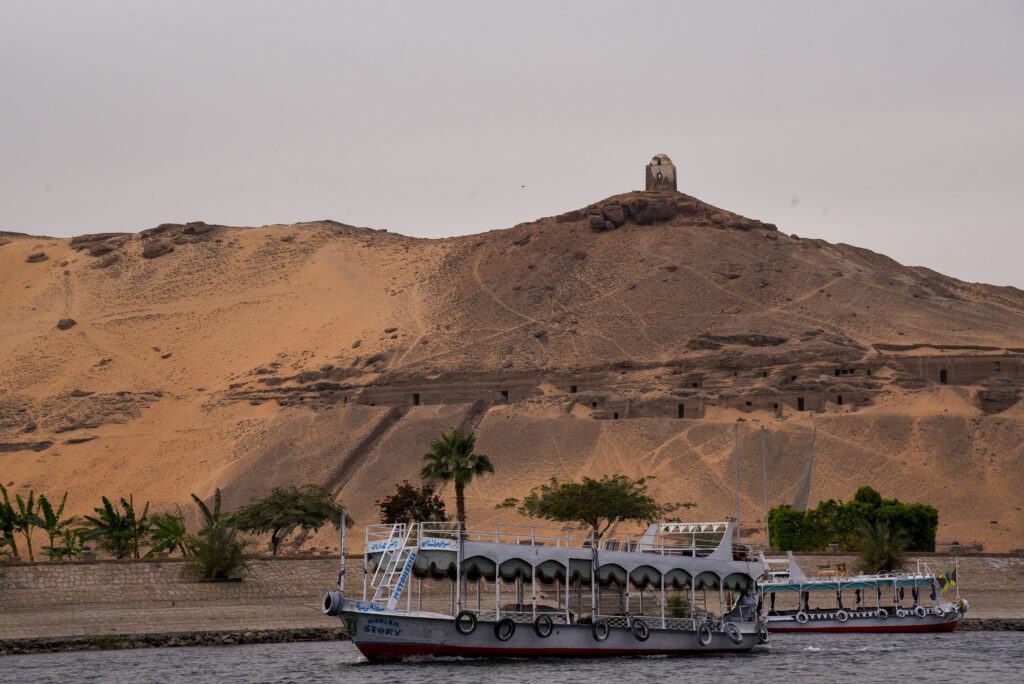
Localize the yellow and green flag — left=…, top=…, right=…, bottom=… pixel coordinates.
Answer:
left=937, top=567, right=957, bottom=594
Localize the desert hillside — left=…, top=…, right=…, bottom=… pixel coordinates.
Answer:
left=2, top=188, right=1022, bottom=552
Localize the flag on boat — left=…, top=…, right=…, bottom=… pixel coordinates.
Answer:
left=937, top=567, right=957, bottom=594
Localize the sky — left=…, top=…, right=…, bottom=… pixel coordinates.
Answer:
left=2, top=1, right=1022, bottom=286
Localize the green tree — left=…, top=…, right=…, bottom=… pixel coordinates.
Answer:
left=147, top=509, right=190, bottom=558
left=13, top=491, right=42, bottom=562
left=376, top=481, right=447, bottom=524
left=420, top=430, right=494, bottom=523
left=498, top=474, right=690, bottom=538
left=858, top=519, right=906, bottom=573
left=45, top=528, right=84, bottom=561
left=38, top=493, right=76, bottom=562
left=183, top=489, right=254, bottom=580
left=768, top=487, right=937, bottom=553
left=0, top=485, right=20, bottom=557
left=82, top=495, right=151, bottom=559
left=232, top=485, right=349, bottom=556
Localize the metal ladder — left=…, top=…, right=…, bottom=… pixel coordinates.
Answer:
left=370, top=522, right=419, bottom=610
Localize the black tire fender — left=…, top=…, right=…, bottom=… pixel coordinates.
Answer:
left=455, top=610, right=477, bottom=635
left=592, top=618, right=611, bottom=641
left=534, top=613, right=554, bottom=638
left=757, top=621, right=770, bottom=644
left=494, top=617, right=516, bottom=641
left=697, top=622, right=713, bottom=646
left=725, top=622, right=743, bottom=644
left=630, top=618, right=650, bottom=641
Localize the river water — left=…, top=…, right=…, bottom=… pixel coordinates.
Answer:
left=6, top=632, right=1021, bottom=683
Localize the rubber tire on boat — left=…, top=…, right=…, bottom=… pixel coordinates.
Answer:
left=592, top=618, right=611, bottom=642
left=934, top=605, right=945, bottom=617
left=896, top=608, right=906, bottom=618
left=321, top=591, right=343, bottom=616
left=757, top=621, right=770, bottom=644
left=697, top=623, right=713, bottom=647
left=914, top=605, right=927, bottom=618
left=836, top=610, right=849, bottom=622
left=534, top=614, right=554, bottom=638
left=455, top=610, right=477, bottom=635
left=630, top=618, right=650, bottom=642
left=796, top=611, right=809, bottom=624
left=495, top=617, right=516, bottom=641
left=725, top=622, right=743, bottom=644
left=877, top=608, right=888, bottom=620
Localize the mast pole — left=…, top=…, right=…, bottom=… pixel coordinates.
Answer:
left=761, top=427, right=770, bottom=548
left=734, top=424, right=741, bottom=544
left=339, top=514, right=346, bottom=592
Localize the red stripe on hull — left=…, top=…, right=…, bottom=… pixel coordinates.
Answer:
left=355, top=642, right=743, bottom=661
left=771, top=621, right=957, bottom=634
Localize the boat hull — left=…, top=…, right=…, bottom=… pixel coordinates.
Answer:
left=766, top=612, right=959, bottom=633
left=343, top=610, right=760, bottom=661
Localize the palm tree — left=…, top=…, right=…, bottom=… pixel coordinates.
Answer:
left=420, top=430, right=494, bottom=523
left=82, top=495, right=151, bottom=559
left=38, top=493, right=76, bottom=562
left=13, top=491, right=42, bottom=562
left=147, top=508, right=190, bottom=558
left=0, top=485, right=20, bottom=557
left=858, top=519, right=906, bottom=573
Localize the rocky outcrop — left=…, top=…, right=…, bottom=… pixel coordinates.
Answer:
left=71, top=233, right=130, bottom=257
left=976, top=376, right=1021, bottom=414
left=582, top=190, right=777, bottom=233
left=141, top=240, right=173, bottom=259
left=25, top=252, right=48, bottom=263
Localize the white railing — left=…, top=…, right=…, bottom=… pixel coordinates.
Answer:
left=363, top=521, right=732, bottom=557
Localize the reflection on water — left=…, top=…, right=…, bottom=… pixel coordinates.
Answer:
left=5, top=632, right=1021, bottom=683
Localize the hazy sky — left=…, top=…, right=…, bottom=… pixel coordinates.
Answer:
left=2, top=1, right=1022, bottom=286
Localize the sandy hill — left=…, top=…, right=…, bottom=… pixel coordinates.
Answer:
left=2, top=188, right=1023, bottom=553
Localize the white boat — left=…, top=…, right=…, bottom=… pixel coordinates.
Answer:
left=322, top=520, right=769, bottom=661
left=757, top=552, right=967, bottom=633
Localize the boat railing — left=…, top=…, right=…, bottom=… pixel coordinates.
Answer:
left=365, top=521, right=731, bottom=557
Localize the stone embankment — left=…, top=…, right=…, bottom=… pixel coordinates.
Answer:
left=2, top=554, right=1023, bottom=654
left=0, top=627, right=346, bottom=656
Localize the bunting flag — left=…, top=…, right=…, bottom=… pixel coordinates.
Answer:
left=937, top=567, right=957, bottom=594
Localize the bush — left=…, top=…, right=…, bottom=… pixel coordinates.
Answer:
left=182, top=521, right=255, bottom=580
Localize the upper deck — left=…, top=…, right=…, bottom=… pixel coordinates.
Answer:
left=364, top=520, right=764, bottom=588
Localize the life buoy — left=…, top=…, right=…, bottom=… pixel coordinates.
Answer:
left=592, top=618, right=611, bottom=641
left=896, top=608, right=906, bottom=618
left=725, top=622, right=743, bottom=644
left=697, top=623, right=713, bottom=646
left=914, top=605, right=926, bottom=618
left=757, top=621, right=770, bottom=644
left=796, top=612, right=809, bottom=624
left=494, top=617, right=516, bottom=641
left=836, top=610, right=849, bottom=622
left=877, top=608, right=888, bottom=619
left=455, top=610, right=477, bottom=635
left=631, top=618, right=650, bottom=641
left=534, top=614, right=554, bottom=638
